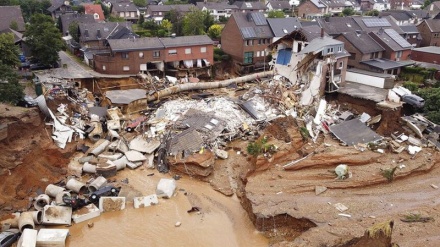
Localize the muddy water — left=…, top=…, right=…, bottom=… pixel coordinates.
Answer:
left=65, top=169, right=269, bottom=246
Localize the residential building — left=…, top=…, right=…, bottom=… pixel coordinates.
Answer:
left=78, top=22, right=135, bottom=49
left=379, top=9, right=428, bottom=25
left=111, top=2, right=139, bottom=23
left=221, top=12, right=273, bottom=74
left=427, top=1, right=440, bottom=19
left=411, top=46, right=440, bottom=64
left=84, top=4, right=105, bottom=22
left=93, top=35, right=214, bottom=76
left=297, top=0, right=325, bottom=19
left=196, top=2, right=239, bottom=22
left=389, top=0, right=423, bottom=10
left=59, top=13, right=96, bottom=37
left=417, top=19, right=440, bottom=46
left=145, top=4, right=195, bottom=24
left=267, top=17, right=302, bottom=42
left=234, top=1, right=267, bottom=12
left=0, top=6, right=26, bottom=32
left=48, top=0, right=74, bottom=19
left=400, top=24, right=422, bottom=47
left=266, top=1, right=291, bottom=12
left=269, top=28, right=349, bottom=94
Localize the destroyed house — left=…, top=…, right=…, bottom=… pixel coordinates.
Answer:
left=269, top=27, right=349, bottom=95
left=93, top=35, right=214, bottom=75
left=221, top=12, right=273, bottom=74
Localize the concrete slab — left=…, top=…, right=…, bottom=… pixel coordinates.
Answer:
left=41, top=205, right=72, bottom=225
left=99, top=197, right=126, bottom=212
left=329, top=119, right=382, bottom=146
left=129, top=136, right=161, bottom=154
left=36, top=228, right=69, bottom=247
left=71, top=204, right=101, bottom=223
left=124, top=150, right=147, bottom=162
left=17, top=228, right=36, bottom=247
left=156, top=178, right=176, bottom=199
left=134, top=195, right=159, bottom=208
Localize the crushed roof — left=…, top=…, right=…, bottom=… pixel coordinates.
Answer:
left=298, top=36, right=344, bottom=55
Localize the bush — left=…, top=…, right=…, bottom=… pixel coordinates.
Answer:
left=402, top=81, right=419, bottom=92
left=0, top=65, right=24, bottom=104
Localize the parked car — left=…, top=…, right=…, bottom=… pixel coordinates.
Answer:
left=402, top=94, right=425, bottom=108
left=125, top=116, right=147, bottom=132
left=89, top=186, right=120, bottom=203
left=16, top=95, right=37, bottom=108
left=0, top=229, right=20, bottom=247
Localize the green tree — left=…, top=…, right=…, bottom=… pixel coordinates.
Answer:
left=203, top=10, right=214, bottom=32
left=133, top=0, right=147, bottom=7
left=341, top=7, right=355, bottom=16
left=422, top=0, right=431, bottom=9
left=138, top=14, right=145, bottom=25
left=364, top=9, right=379, bottom=16
left=207, top=24, right=222, bottom=40
left=267, top=10, right=285, bottom=18
left=161, top=19, right=173, bottom=35
left=182, top=8, right=208, bottom=35
left=24, top=14, right=64, bottom=67
left=164, top=9, right=183, bottom=36
left=69, top=21, right=80, bottom=42
left=19, top=0, right=51, bottom=22
left=0, top=64, right=23, bottom=104
left=101, top=3, right=110, bottom=19
left=0, top=33, right=20, bottom=68
left=418, top=87, right=440, bottom=124
left=108, top=15, right=125, bottom=22
left=72, top=5, right=85, bottom=14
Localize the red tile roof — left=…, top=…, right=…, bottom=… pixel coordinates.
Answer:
left=84, top=4, right=105, bottom=21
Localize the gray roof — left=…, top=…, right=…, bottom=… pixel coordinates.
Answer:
left=317, top=17, right=361, bottom=36
left=232, top=12, right=273, bottom=39
left=413, top=46, right=440, bottom=55
left=48, top=0, right=65, bottom=12
left=112, top=2, right=139, bottom=12
left=234, top=1, right=267, bottom=10
left=147, top=4, right=195, bottom=12
left=0, top=6, right=25, bottom=32
left=301, top=25, right=329, bottom=40
left=300, top=21, right=320, bottom=27
left=108, top=37, right=163, bottom=51
left=196, top=2, right=238, bottom=11
left=308, top=0, right=325, bottom=8
left=267, top=1, right=291, bottom=10
left=298, top=36, right=344, bottom=55
left=352, top=16, right=405, bottom=35
left=400, top=24, right=419, bottom=34
left=407, top=9, right=428, bottom=19
left=379, top=10, right=412, bottom=21
left=0, top=28, right=23, bottom=43
left=79, top=22, right=133, bottom=42
left=338, top=32, right=384, bottom=54
left=60, top=13, right=96, bottom=36
left=421, top=19, right=440, bottom=32
left=267, top=17, right=301, bottom=37
left=160, top=35, right=213, bottom=47
left=361, top=58, right=408, bottom=70
left=369, top=28, right=412, bottom=51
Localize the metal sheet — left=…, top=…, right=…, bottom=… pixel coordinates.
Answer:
left=329, top=119, right=382, bottom=145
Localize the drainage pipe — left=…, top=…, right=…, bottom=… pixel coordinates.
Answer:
left=55, top=191, right=71, bottom=205
left=45, top=184, right=65, bottom=198
left=89, top=121, right=103, bottom=142
left=90, top=139, right=110, bottom=156
left=18, top=212, right=34, bottom=232
left=66, top=178, right=87, bottom=194
left=83, top=162, right=97, bottom=174
left=88, top=176, right=107, bottom=192
left=34, top=194, right=51, bottom=211
left=31, top=211, right=42, bottom=224
left=112, top=156, right=127, bottom=171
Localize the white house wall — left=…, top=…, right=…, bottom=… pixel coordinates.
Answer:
left=345, top=71, right=386, bottom=88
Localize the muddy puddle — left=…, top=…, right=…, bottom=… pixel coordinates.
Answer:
left=64, top=169, right=269, bottom=246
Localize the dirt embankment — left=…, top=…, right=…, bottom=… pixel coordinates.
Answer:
left=0, top=104, right=73, bottom=216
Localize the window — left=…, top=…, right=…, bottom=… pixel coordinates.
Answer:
left=200, top=47, right=207, bottom=53
left=256, top=51, right=260, bottom=57
left=327, top=47, right=334, bottom=53
left=102, top=65, right=106, bottom=71
left=244, top=51, right=253, bottom=64
left=123, top=66, right=129, bottom=71
left=435, top=33, right=439, bottom=38
left=169, top=49, right=177, bottom=55
left=185, top=48, right=191, bottom=54
left=139, top=52, right=144, bottom=58
left=258, top=39, right=262, bottom=45
left=121, top=53, right=128, bottom=59
left=338, top=46, right=342, bottom=52
left=412, top=35, right=416, bottom=38
left=339, top=61, right=343, bottom=69
left=396, top=51, right=402, bottom=59
left=159, top=12, right=162, bottom=16
left=153, top=51, right=160, bottom=58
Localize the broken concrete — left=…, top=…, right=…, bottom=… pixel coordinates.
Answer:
left=41, top=205, right=72, bottom=225
left=72, top=204, right=100, bottom=223
left=17, top=228, right=37, bottom=247
left=99, top=197, right=126, bottom=212
left=133, top=195, right=159, bottom=208
left=156, top=179, right=176, bottom=199
left=36, top=228, right=69, bottom=247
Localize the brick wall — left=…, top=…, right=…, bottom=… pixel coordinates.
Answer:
left=297, top=2, right=321, bottom=19
left=411, top=50, right=440, bottom=64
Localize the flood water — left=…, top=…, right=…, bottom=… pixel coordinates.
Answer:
left=65, top=169, right=269, bottom=246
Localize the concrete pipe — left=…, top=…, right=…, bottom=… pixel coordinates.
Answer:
left=66, top=178, right=87, bottom=194
left=30, top=211, right=42, bottom=225
left=108, top=129, right=120, bottom=141
left=0, top=212, right=20, bottom=228
left=1, top=222, right=11, bottom=231
left=55, top=191, right=71, bottom=205
left=18, top=212, right=35, bottom=232
left=113, top=156, right=127, bottom=171
left=83, top=162, right=97, bottom=174
left=45, top=184, right=65, bottom=198
left=33, top=194, right=50, bottom=211
left=90, top=139, right=110, bottom=156
left=88, top=176, right=107, bottom=192
left=89, top=121, right=103, bottom=142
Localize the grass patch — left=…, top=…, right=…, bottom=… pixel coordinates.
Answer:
left=380, top=166, right=398, bottom=182
left=366, top=220, right=393, bottom=239
left=401, top=213, right=433, bottom=223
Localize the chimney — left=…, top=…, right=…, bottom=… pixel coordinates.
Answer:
left=378, top=27, right=384, bottom=35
